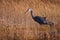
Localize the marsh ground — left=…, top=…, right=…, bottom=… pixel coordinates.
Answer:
left=0, top=0, right=60, bottom=40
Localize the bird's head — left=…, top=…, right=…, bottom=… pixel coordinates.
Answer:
left=25, top=8, right=33, bottom=13
left=28, top=8, right=32, bottom=12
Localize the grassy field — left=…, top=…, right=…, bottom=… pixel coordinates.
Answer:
left=0, top=0, right=60, bottom=40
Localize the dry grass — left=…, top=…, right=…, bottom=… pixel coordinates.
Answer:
left=0, top=0, right=60, bottom=40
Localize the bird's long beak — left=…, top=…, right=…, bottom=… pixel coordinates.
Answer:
left=25, top=9, right=28, bottom=15
left=25, top=9, right=29, bottom=14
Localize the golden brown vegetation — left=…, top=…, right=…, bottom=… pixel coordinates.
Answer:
left=0, top=0, right=60, bottom=40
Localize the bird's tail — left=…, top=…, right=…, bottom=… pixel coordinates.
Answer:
left=46, top=21, right=54, bottom=26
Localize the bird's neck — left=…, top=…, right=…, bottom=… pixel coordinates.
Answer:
left=31, top=11, right=34, bottom=18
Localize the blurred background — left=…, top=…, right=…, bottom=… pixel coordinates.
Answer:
left=0, top=0, right=60, bottom=40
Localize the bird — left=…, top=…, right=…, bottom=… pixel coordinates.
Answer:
left=25, top=8, right=54, bottom=26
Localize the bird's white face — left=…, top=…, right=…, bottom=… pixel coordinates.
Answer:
left=28, top=8, right=32, bottom=12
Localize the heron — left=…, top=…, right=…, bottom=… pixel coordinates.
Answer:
left=25, top=8, right=54, bottom=26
